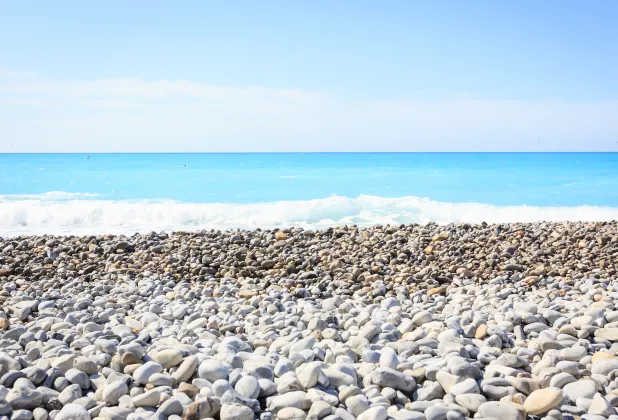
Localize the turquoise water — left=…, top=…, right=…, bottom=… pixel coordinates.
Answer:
left=2, top=153, right=618, bottom=205
left=1, top=153, right=618, bottom=235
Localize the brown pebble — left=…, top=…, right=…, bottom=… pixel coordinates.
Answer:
left=475, top=324, right=488, bottom=339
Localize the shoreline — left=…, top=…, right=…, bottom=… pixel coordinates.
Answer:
left=1, top=221, right=618, bottom=419
left=3, top=192, right=618, bottom=237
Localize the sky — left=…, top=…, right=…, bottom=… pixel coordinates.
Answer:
left=0, top=0, right=617, bottom=152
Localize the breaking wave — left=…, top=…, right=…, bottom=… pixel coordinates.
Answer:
left=1, top=193, right=618, bottom=236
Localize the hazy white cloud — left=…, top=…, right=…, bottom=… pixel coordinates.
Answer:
left=1, top=70, right=617, bottom=152
left=0, top=68, right=37, bottom=79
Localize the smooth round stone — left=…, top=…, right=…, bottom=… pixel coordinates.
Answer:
left=363, top=350, right=380, bottom=363
left=591, top=359, right=618, bottom=376
left=559, top=346, right=587, bottom=361
left=27, top=348, right=41, bottom=362
left=455, top=394, right=487, bottom=412
left=148, top=373, right=172, bottom=387
left=289, top=337, right=316, bottom=355
left=212, top=379, right=234, bottom=398
left=65, top=369, right=90, bottom=389
left=595, top=328, right=618, bottom=341
left=524, top=388, right=564, bottom=416
left=371, top=368, right=415, bottom=392
left=436, top=371, right=459, bottom=394
left=58, top=385, right=82, bottom=405
left=275, top=360, right=295, bottom=378
left=452, top=363, right=482, bottom=380
left=133, top=362, right=163, bottom=385
left=307, top=401, right=333, bottom=419
left=477, top=352, right=496, bottom=364
left=54, top=377, right=69, bottom=392
left=268, top=391, right=311, bottom=413
left=449, top=378, right=479, bottom=395
left=412, top=311, right=432, bottom=326
left=425, top=405, right=451, bottom=420
left=555, top=361, right=580, bottom=376
left=72, top=397, right=95, bottom=410
left=481, top=384, right=510, bottom=400
left=589, top=393, right=616, bottom=417
left=172, top=355, right=198, bottom=383
left=379, top=348, right=400, bottom=370
left=73, top=358, right=98, bottom=375
left=130, top=387, right=144, bottom=398
left=220, top=403, right=254, bottom=420
left=445, top=412, right=464, bottom=420
left=563, top=380, right=598, bottom=403
left=54, top=404, right=90, bottom=420
left=94, top=339, right=117, bottom=354
left=477, top=402, right=524, bottom=420
left=132, top=390, right=161, bottom=407
left=32, top=408, right=48, bottom=420
left=198, top=360, right=230, bottom=382
left=156, top=399, right=184, bottom=416
left=153, top=349, right=183, bottom=369
left=2, top=370, right=27, bottom=389
left=346, top=395, right=370, bottom=417
left=357, top=406, right=387, bottom=420
left=298, top=363, right=321, bottom=389
left=102, top=381, right=129, bottom=404
left=258, top=379, right=277, bottom=398
left=571, top=316, right=593, bottom=329
left=10, top=410, right=33, bottom=420
left=234, top=376, right=260, bottom=399
left=549, top=373, right=576, bottom=388
left=577, top=396, right=593, bottom=410
left=392, top=410, right=425, bottom=420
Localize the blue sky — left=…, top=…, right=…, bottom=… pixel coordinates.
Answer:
left=1, top=0, right=617, bottom=152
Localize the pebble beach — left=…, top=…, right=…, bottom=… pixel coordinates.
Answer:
left=2, top=221, right=618, bottom=420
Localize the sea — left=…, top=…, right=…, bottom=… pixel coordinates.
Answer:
left=1, top=153, right=618, bottom=236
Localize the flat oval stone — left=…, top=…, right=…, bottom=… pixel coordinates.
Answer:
left=523, top=388, right=563, bottom=416
left=153, top=349, right=183, bottom=369
left=595, top=328, right=618, bottom=341
left=563, top=380, right=598, bottom=403
left=478, top=402, right=524, bottom=420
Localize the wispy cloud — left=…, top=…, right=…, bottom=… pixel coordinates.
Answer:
left=1, top=70, right=617, bottom=152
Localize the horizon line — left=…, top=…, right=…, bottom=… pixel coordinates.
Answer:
left=1, top=151, right=618, bottom=155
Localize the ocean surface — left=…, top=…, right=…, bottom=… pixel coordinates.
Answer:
left=1, top=153, right=618, bottom=236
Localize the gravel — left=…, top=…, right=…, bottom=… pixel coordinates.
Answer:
left=1, top=222, right=618, bottom=420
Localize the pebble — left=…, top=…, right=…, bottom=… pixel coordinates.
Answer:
left=478, top=401, right=524, bottom=420
left=357, top=406, right=387, bottom=420
left=102, top=381, right=128, bottom=405
left=524, top=388, right=564, bottom=415
left=563, top=379, right=598, bottom=402
left=153, top=349, right=183, bottom=369
left=133, top=362, right=163, bottom=385
left=235, top=375, right=260, bottom=399
left=589, top=393, right=616, bottom=417
left=131, top=390, right=161, bottom=407
left=54, top=404, right=90, bottom=420
left=276, top=407, right=308, bottom=420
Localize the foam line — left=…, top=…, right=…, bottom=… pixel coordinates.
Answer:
left=1, top=194, right=617, bottom=236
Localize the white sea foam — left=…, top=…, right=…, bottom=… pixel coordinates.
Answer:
left=1, top=194, right=617, bottom=236
left=0, top=191, right=103, bottom=201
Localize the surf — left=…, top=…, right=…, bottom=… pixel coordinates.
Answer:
left=1, top=193, right=618, bottom=236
